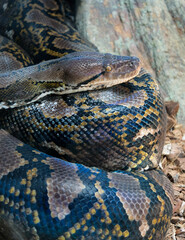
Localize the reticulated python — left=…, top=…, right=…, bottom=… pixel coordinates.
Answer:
left=0, top=1, right=173, bottom=240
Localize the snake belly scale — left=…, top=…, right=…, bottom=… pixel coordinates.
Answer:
left=0, top=0, right=173, bottom=240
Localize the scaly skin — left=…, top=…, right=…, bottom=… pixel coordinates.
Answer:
left=0, top=0, right=173, bottom=239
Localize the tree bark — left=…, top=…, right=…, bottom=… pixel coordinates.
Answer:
left=76, top=0, right=185, bottom=124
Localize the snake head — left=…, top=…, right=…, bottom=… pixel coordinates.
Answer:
left=61, top=51, right=141, bottom=91
left=0, top=52, right=140, bottom=108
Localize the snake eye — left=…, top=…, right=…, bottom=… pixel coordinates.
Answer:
left=105, top=65, right=112, bottom=72
left=129, top=62, right=134, bottom=67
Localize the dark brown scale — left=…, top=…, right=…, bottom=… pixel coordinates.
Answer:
left=0, top=0, right=97, bottom=63
left=0, top=35, right=33, bottom=73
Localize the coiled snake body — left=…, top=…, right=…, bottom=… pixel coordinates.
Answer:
left=0, top=1, right=173, bottom=239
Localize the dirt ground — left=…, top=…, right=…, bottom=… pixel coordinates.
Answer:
left=163, top=102, right=185, bottom=240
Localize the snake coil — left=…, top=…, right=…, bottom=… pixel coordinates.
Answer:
left=0, top=0, right=173, bottom=239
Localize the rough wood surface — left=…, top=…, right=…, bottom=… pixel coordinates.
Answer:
left=76, top=0, right=185, bottom=124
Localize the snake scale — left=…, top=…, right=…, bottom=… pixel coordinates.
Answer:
left=0, top=0, right=174, bottom=240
